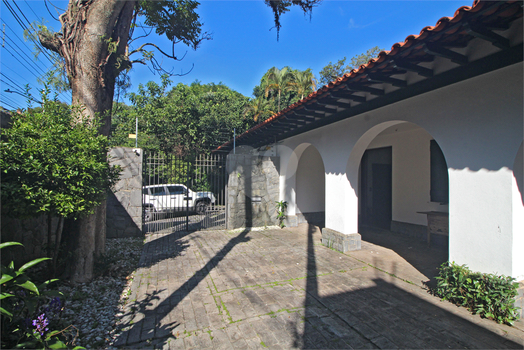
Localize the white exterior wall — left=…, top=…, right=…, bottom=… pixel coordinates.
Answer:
left=296, top=145, right=325, bottom=214
left=366, top=126, right=448, bottom=225
left=277, top=62, right=523, bottom=279
left=512, top=143, right=524, bottom=281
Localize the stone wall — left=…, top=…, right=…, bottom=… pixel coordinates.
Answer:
left=227, top=154, right=280, bottom=229
left=106, top=147, right=143, bottom=238
left=0, top=214, right=58, bottom=267
left=1, top=147, right=143, bottom=267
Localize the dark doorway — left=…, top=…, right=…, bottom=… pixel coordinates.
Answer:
left=360, top=147, right=392, bottom=229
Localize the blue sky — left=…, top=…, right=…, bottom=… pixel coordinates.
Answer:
left=1, top=0, right=471, bottom=110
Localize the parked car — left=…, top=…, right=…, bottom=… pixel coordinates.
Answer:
left=143, top=184, right=216, bottom=221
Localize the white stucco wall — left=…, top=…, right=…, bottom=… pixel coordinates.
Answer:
left=277, top=62, right=523, bottom=278
left=296, top=145, right=325, bottom=214
left=512, top=143, right=524, bottom=281
left=367, top=125, right=448, bottom=225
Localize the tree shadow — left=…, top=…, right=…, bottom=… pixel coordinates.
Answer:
left=294, top=224, right=522, bottom=349
left=113, top=228, right=252, bottom=348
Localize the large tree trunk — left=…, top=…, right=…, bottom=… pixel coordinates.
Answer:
left=39, top=0, right=136, bottom=282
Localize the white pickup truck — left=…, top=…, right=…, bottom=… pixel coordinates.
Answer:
left=143, top=184, right=216, bottom=221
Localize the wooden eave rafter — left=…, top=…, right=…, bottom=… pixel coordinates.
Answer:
left=215, top=1, right=523, bottom=153
left=328, top=89, right=367, bottom=102
left=250, top=43, right=523, bottom=148
left=391, top=59, right=434, bottom=77
left=316, top=98, right=352, bottom=108
left=347, top=84, right=385, bottom=96
left=365, top=73, right=407, bottom=87
left=423, top=43, right=469, bottom=65
left=463, top=23, right=511, bottom=49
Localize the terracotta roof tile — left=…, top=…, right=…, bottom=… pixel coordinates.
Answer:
left=216, top=0, right=522, bottom=151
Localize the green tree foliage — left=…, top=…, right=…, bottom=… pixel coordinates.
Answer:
left=289, top=68, right=316, bottom=100
left=265, top=66, right=292, bottom=113
left=243, top=96, right=275, bottom=123
left=0, top=88, right=120, bottom=275
left=247, top=66, right=315, bottom=123
left=317, top=46, right=385, bottom=87
left=111, top=77, right=250, bottom=155
left=34, top=0, right=322, bottom=282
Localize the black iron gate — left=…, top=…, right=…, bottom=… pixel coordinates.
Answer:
left=142, top=152, right=227, bottom=233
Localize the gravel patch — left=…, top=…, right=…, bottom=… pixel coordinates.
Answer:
left=57, top=237, right=143, bottom=349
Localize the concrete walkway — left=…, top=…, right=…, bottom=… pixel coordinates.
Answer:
left=114, top=224, right=524, bottom=349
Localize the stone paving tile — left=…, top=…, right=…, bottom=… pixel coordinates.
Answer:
left=114, top=226, right=524, bottom=349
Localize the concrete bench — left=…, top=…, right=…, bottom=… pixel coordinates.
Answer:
left=417, top=211, right=449, bottom=247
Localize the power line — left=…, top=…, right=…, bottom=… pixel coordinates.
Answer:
left=1, top=20, right=50, bottom=73
left=3, top=88, right=42, bottom=104
left=2, top=34, right=47, bottom=75
left=0, top=30, right=72, bottom=102
left=1, top=72, right=28, bottom=91
left=1, top=93, right=22, bottom=107
left=11, top=0, right=58, bottom=67
left=3, top=0, right=59, bottom=70
left=0, top=100, right=18, bottom=110
left=2, top=65, right=40, bottom=92
left=0, top=78, right=25, bottom=92
left=2, top=43, right=44, bottom=78
left=43, top=0, right=63, bottom=21
left=24, top=0, right=41, bottom=21
left=7, top=1, right=73, bottom=102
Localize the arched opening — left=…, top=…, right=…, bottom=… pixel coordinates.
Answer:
left=347, top=121, right=450, bottom=249
left=295, top=145, right=325, bottom=227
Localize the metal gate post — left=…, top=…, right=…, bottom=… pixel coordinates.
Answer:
left=186, top=157, right=189, bottom=232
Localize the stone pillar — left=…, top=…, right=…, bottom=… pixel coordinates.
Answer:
left=227, top=154, right=280, bottom=229
left=107, top=147, right=143, bottom=238
left=321, top=228, right=361, bottom=253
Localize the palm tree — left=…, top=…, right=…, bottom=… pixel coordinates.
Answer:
left=244, top=96, right=275, bottom=123
left=288, top=68, right=316, bottom=100
left=264, top=67, right=292, bottom=113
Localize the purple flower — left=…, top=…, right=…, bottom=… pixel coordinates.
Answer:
left=32, top=313, right=49, bottom=336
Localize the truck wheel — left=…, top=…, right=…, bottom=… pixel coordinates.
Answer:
left=196, top=201, right=208, bottom=215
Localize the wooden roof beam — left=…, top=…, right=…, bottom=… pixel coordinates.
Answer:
left=303, top=104, right=337, bottom=114
left=329, top=89, right=366, bottom=102
left=423, top=43, right=468, bottom=65
left=464, top=23, right=510, bottom=50
left=391, top=59, right=433, bottom=77
left=316, top=98, right=352, bottom=108
left=347, top=84, right=385, bottom=96
left=293, top=108, right=319, bottom=117
left=365, top=73, right=407, bottom=88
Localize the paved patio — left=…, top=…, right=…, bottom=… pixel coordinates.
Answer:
left=114, top=224, right=524, bottom=349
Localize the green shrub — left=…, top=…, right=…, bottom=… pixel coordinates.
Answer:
left=0, top=242, right=83, bottom=349
left=275, top=200, right=288, bottom=229
left=433, top=262, right=520, bottom=325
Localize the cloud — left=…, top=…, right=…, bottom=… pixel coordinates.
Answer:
left=348, top=18, right=359, bottom=29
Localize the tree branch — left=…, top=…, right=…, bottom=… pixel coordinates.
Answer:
left=130, top=42, right=181, bottom=60
left=38, top=30, right=62, bottom=54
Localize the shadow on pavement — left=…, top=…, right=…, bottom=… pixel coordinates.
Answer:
left=114, top=228, right=252, bottom=348
left=359, top=225, right=448, bottom=284
left=296, top=223, right=522, bottom=349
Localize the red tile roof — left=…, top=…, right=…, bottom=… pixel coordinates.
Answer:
left=216, top=0, right=522, bottom=152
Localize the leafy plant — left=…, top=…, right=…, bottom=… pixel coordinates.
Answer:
left=1, top=242, right=83, bottom=349
left=0, top=86, right=120, bottom=276
left=275, top=200, right=288, bottom=229
left=433, top=262, right=520, bottom=325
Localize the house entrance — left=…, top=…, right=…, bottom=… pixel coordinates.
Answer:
left=360, top=147, right=392, bottom=230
